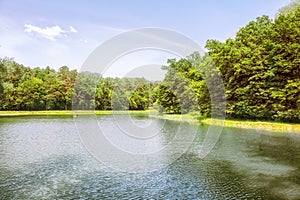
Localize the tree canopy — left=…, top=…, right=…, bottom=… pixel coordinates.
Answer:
left=0, top=4, right=299, bottom=122
left=0, top=59, right=153, bottom=111
left=156, top=5, right=300, bottom=122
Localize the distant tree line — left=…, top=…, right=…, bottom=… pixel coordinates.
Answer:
left=0, top=59, right=156, bottom=111
left=0, top=4, right=299, bottom=122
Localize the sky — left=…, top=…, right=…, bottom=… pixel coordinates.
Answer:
left=0, top=0, right=290, bottom=78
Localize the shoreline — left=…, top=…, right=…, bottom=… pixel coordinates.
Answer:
left=0, top=110, right=149, bottom=116
left=150, top=113, right=300, bottom=134
left=0, top=110, right=299, bottom=134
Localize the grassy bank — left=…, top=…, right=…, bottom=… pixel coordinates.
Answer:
left=202, top=118, right=300, bottom=134
left=0, top=110, right=75, bottom=116
left=150, top=113, right=300, bottom=134
left=1, top=110, right=299, bottom=133
left=0, top=110, right=150, bottom=117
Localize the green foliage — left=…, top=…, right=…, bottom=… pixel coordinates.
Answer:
left=0, top=4, right=299, bottom=123
left=154, top=55, right=204, bottom=114
left=154, top=5, right=300, bottom=122
left=111, top=78, right=150, bottom=110
left=206, top=6, right=300, bottom=122
left=0, top=59, right=153, bottom=111
left=277, top=0, right=300, bottom=17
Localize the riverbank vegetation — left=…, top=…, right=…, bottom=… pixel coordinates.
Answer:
left=1, top=110, right=300, bottom=134
left=0, top=110, right=149, bottom=116
left=0, top=2, right=299, bottom=124
left=155, top=3, right=300, bottom=123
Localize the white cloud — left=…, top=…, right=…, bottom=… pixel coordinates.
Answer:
left=24, top=24, right=77, bottom=41
left=1, top=18, right=129, bottom=70
left=69, top=26, right=77, bottom=33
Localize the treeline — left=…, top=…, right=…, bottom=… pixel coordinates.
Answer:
left=156, top=5, right=300, bottom=122
left=0, top=4, right=299, bottom=122
left=0, top=59, right=155, bottom=111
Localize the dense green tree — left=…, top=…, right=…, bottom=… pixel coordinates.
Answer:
left=128, top=80, right=150, bottom=110
left=154, top=83, right=181, bottom=113
left=206, top=6, right=300, bottom=122
left=0, top=3, right=299, bottom=122
left=154, top=58, right=200, bottom=114
left=44, top=68, right=61, bottom=110
left=0, top=59, right=7, bottom=105
left=95, top=77, right=114, bottom=110
left=0, top=58, right=31, bottom=110
left=277, top=0, right=300, bottom=16
left=111, top=78, right=151, bottom=110
left=72, top=72, right=101, bottom=110
left=58, top=66, right=77, bottom=110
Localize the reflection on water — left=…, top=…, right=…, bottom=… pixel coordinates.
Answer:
left=0, top=116, right=300, bottom=199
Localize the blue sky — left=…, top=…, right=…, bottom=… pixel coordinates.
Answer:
left=0, top=0, right=289, bottom=75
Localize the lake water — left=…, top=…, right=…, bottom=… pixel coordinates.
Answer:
left=0, top=115, right=300, bottom=199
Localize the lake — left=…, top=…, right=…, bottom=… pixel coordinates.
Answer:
left=0, top=115, right=300, bottom=199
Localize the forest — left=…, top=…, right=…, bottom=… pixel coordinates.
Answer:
left=0, top=4, right=299, bottom=123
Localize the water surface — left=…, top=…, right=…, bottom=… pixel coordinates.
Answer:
left=0, top=115, right=300, bottom=199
